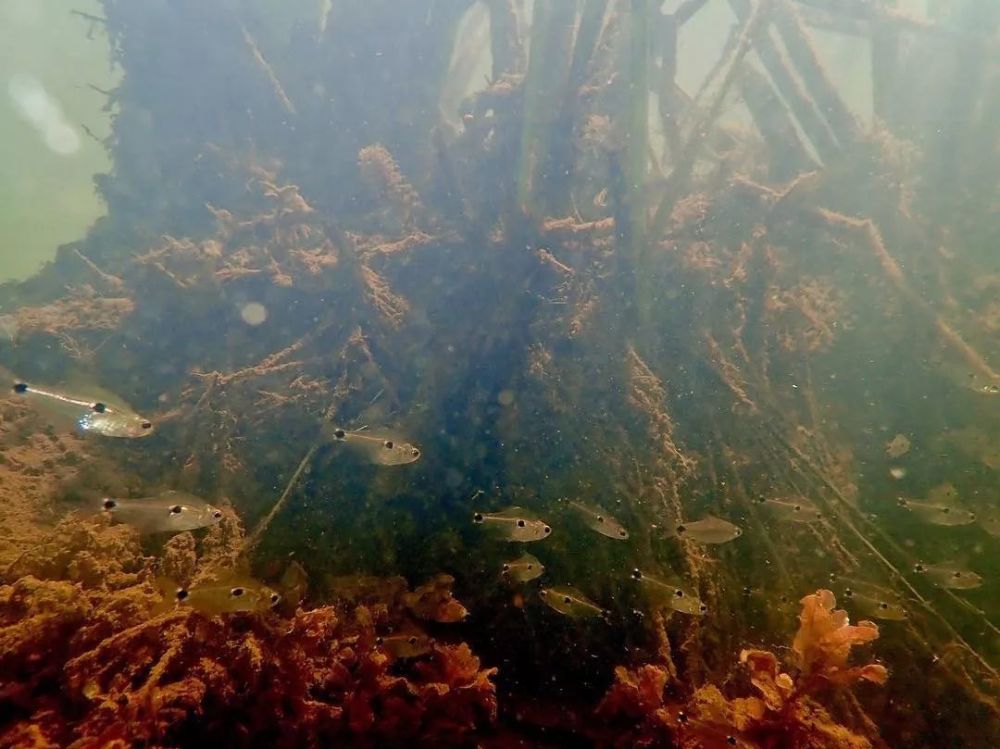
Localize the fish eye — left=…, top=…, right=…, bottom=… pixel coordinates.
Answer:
left=502, top=563, right=510, bottom=571
left=516, top=519, right=526, bottom=527
left=543, top=525, right=551, bottom=534
left=270, top=593, right=281, bottom=605
left=674, top=589, right=684, bottom=598
left=844, top=588, right=854, bottom=597
left=879, top=602, right=888, bottom=610
left=334, top=428, right=346, bottom=440
left=540, top=590, right=548, bottom=598
left=618, top=529, right=627, bottom=537
left=411, top=448, right=420, bottom=457
left=231, top=587, right=246, bottom=597
left=473, top=512, right=483, bottom=523
left=735, top=528, right=743, bottom=536
left=175, top=588, right=189, bottom=601
left=103, top=499, right=117, bottom=510
left=597, top=515, right=605, bottom=523
left=699, top=603, right=708, bottom=613
left=793, top=504, right=801, bottom=511
left=676, top=712, right=688, bottom=724
left=676, top=524, right=687, bottom=534
left=213, top=510, right=223, bottom=519
left=562, top=596, right=572, bottom=604
left=631, top=569, right=642, bottom=580
left=169, top=505, right=183, bottom=515
left=914, top=563, right=926, bottom=573
left=942, top=507, right=950, bottom=514
left=383, top=440, right=394, bottom=449
left=952, top=571, right=962, bottom=578
left=408, top=636, right=417, bottom=645
left=375, top=636, right=385, bottom=646
left=526, top=564, right=534, bottom=570
left=91, top=402, right=107, bottom=413
left=141, top=421, right=152, bottom=430
left=13, top=382, right=28, bottom=393
left=727, top=737, right=738, bottom=746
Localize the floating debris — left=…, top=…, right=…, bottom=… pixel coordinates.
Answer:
left=897, top=497, right=976, bottom=526
left=473, top=507, right=552, bottom=542
left=664, top=515, right=743, bottom=544
left=888, top=466, right=907, bottom=480
left=914, top=562, right=983, bottom=590
left=568, top=500, right=629, bottom=540
left=539, top=586, right=606, bottom=619
left=758, top=497, right=823, bottom=523
left=885, top=433, right=911, bottom=458
left=501, top=552, right=544, bottom=583
left=630, top=568, right=708, bottom=617
left=322, top=424, right=421, bottom=465
left=5, top=374, right=153, bottom=438
left=102, top=490, right=224, bottom=534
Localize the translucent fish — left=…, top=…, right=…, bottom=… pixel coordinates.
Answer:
left=323, top=424, right=421, bottom=465
left=914, top=562, right=983, bottom=590
left=377, top=631, right=433, bottom=659
left=665, top=515, right=742, bottom=544
left=836, top=580, right=907, bottom=621
left=885, top=433, right=911, bottom=458
left=164, top=577, right=281, bottom=616
left=897, top=497, right=976, bottom=526
left=501, top=552, right=544, bottom=583
left=630, top=568, right=708, bottom=616
left=539, top=586, right=606, bottom=619
left=404, top=573, right=468, bottom=622
left=102, top=490, right=224, bottom=534
left=7, top=377, right=153, bottom=438
left=979, top=515, right=1000, bottom=538
left=568, top=500, right=629, bottom=540
left=758, top=497, right=823, bottom=523
left=473, top=507, right=552, bottom=542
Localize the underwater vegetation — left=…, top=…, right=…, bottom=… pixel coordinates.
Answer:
left=1, top=0, right=999, bottom=746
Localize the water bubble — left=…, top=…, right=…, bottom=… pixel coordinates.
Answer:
left=240, top=302, right=268, bottom=326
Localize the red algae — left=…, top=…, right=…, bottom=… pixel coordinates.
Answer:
left=596, top=590, right=888, bottom=749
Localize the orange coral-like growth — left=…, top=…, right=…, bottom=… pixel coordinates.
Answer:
left=596, top=589, right=888, bottom=749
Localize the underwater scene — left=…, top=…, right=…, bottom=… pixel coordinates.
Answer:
left=1, top=1, right=998, bottom=747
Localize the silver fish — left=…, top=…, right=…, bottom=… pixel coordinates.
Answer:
left=836, top=580, right=907, bottom=621
left=324, top=424, right=421, bottom=465
left=914, top=562, right=983, bottom=590
left=665, top=515, right=742, bottom=544
left=377, top=631, right=433, bottom=659
left=759, top=497, right=823, bottom=523
left=501, top=552, right=544, bottom=583
left=103, top=490, right=224, bottom=534
left=569, top=500, right=629, bottom=540
left=161, top=577, right=281, bottom=616
left=8, top=378, right=153, bottom=438
left=539, top=586, right=606, bottom=619
left=897, top=497, right=976, bottom=527
left=473, top=507, right=552, bottom=542
left=630, top=568, right=707, bottom=616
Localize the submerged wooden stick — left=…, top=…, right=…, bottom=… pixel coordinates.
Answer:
left=240, top=443, right=318, bottom=560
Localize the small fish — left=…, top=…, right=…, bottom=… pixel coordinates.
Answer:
left=473, top=507, right=552, bottom=542
left=404, top=573, right=468, bottom=622
left=664, top=515, right=742, bottom=544
left=164, top=578, right=281, bottom=616
left=8, top=378, right=153, bottom=438
left=501, top=552, right=544, bottom=583
left=539, top=586, right=606, bottom=619
left=758, top=497, right=823, bottom=523
left=837, top=581, right=907, bottom=621
left=569, top=500, right=629, bottom=540
left=979, top=515, right=1000, bottom=538
left=897, top=497, right=976, bottom=526
left=377, top=631, right=433, bottom=659
left=885, top=433, right=911, bottom=459
left=102, top=490, right=224, bottom=534
left=914, top=562, right=983, bottom=590
left=630, top=568, right=708, bottom=616
left=323, top=424, right=420, bottom=465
